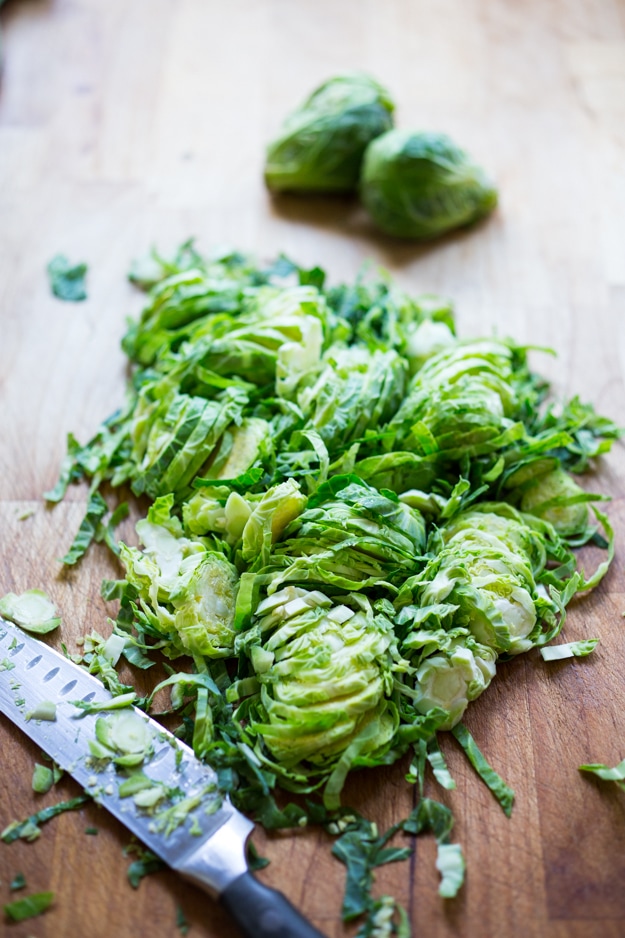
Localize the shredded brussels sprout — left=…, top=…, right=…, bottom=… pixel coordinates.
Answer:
left=42, top=242, right=619, bottom=926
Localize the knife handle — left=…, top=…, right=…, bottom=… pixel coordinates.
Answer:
left=220, top=871, right=327, bottom=938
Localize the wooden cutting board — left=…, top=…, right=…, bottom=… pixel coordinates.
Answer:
left=1, top=1, right=624, bottom=936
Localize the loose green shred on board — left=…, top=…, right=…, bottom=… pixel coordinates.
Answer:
left=9, top=872, right=26, bottom=891
left=1, top=795, right=90, bottom=844
left=4, top=891, right=54, bottom=922
left=47, top=254, right=88, bottom=302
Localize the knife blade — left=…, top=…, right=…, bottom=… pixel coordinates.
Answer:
left=0, top=618, right=326, bottom=938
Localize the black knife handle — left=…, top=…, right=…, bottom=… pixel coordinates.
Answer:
left=220, top=872, right=327, bottom=938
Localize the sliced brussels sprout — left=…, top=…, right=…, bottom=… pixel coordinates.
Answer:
left=203, top=418, right=271, bottom=482
left=0, top=589, right=61, bottom=635
left=411, top=638, right=497, bottom=730
left=240, top=589, right=401, bottom=788
left=241, top=479, right=308, bottom=565
left=297, top=347, right=407, bottom=454
left=130, top=388, right=248, bottom=501
left=173, top=553, right=239, bottom=658
left=119, top=497, right=239, bottom=657
left=266, top=475, right=426, bottom=592
left=518, top=467, right=590, bottom=537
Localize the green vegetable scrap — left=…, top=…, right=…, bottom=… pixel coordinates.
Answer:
left=16, top=507, right=35, bottom=521
left=60, top=492, right=128, bottom=565
left=360, top=130, right=497, bottom=239
left=44, top=242, right=619, bottom=925
left=47, top=254, right=88, bottom=302
left=68, top=628, right=136, bottom=697
left=357, top=896, right=411, bottom=938
left=4, top=890, right=54, bottom=922
left=579, top=758, right=625, bottom=790
left=176, top=903, right=190, bottom=936
left=124, top=843, right=166, bottom=888
left=246, top=841, right=270, bottom=871
left=402, top=798, right=465, bottom=898
left=72, top=691, right=138, bottom=717
left=451, top=723, right=514, bottom=815
left=1, top=795, right=89, bottom=844
left=88, top=711, right=154, bottom=767
left=25, top=700, right=57, bottom=722
left=540, top=638, right=599, bottom=661
left=31, top=761, right=63, bottom=794
left=0, top=588, right=61, bottom=634
left=265, top=73, right=394, bottom=193
left=331, top=813, right=411, bottom=921
left=148, top=785, right=217, bottom=837
left=9, top=872, right=26, bottom=891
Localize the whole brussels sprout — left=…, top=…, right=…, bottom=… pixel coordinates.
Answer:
left=360, top=130, right=498, bottom=239
left=264, top=73, right=394, bottom=193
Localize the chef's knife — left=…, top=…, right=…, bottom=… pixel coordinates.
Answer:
left=0, top=618, right=326, bottom=938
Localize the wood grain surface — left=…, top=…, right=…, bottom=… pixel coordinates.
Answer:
left=1, top=1, right=625, bottom=936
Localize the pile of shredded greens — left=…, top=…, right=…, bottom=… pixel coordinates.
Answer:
left=45, top=241, right=619, bottom=933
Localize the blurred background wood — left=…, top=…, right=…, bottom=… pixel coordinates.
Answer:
left=1, top=0, right=624, bottom=936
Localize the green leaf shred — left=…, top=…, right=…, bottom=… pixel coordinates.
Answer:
left=47, top=253, right=87, bottom=301
left=451, top=723, right=515, bottom=816
left=4, top=890, right=54, bottom=922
